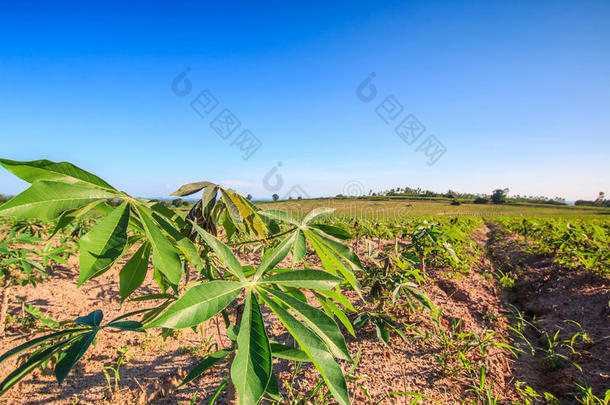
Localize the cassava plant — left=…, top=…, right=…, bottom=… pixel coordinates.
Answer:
left=0, top=159, right=364, bottom=404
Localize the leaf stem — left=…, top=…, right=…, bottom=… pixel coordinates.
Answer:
left=228, top=227, right=297, bottom=247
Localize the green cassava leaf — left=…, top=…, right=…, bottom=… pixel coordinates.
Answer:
left=0, top=328, right=89, bottom=364
left=78, top=201, right=130, bottom=285
left=48, top=199, right=104, bottom=239
left=269, top=343, right=310, bottom=362
left=259, top=209, right=300, bottom=226
left=292, top=230, right=306, bottom=266
left=231, top=291, right=272, bottom=405
left=146, top=281, right=244, bottom=329
left=152, top=212, right=205, bottom=272
left=119, top=243, right=152, bottom=302
left=315, top=293, right=355, bottom=337
left=261, top=269, right=343, bottom=290
left=311, top=230, right=363, bottom=270
left=306, top=231, right=360, bottom=293
left=393, top=283, right=436, bottom=312
left=374, top=318, right=390, bottom=346
left=150, top=202, right=187, bottom=228
left=105, top=321, right=144, bottom=331
left=318, top=289, right=356, bottom=312
left=262, top=287, right=351, bottom=361
left=0, top=159, right=116, bottom=190
left=171, top=181, right=215, bottom=197
left=190, top=221, right=246, bottom=280
left=253, top=233, right=295, bottom=279
left=260, top=293, right=350, bottom=405
left=309, top=224, right=351, bottom=240
left=0, top=338, right=77, bottom=395
left=0, top=181, right=116, bottom=220
left=301, top=208, right=335, bottom=224
left=135, top=204, right=182, bottom=285
left=55, top=331, right=98, bottom=385
left=75, top=310, right=103, bottom=327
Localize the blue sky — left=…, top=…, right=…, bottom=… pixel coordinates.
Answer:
left=1, top=1, right=608, bottom=201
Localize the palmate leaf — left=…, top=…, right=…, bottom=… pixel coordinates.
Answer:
left=264, top=207, right=362, bottom=290
left=0, top=337, right=78, bottom=395
left=309, top=224, right=352, bottom=240
left=0, top=181, right=117, bottom=220
left=317, top=289, right=356, bottom=312
left=311, top=230, right=363, bottom=270
left=75, top=309, right=104, bottom=327
left=78, top=201, right=130, bottom=285
left=49, top=199, right=104, bottom=239
left=231, top=291, right=272, bottom=405
left=392, top=283, right=436, bottom=313
left=0, top=309, right=149, bottom=395
left=315, top=293, right=355, bottom=337
left=253, top=233, right=295, bottom=279
left=262, top=287, right=351, bottom=361
left=307, top=231, right=359, bottom=293
left=374, top=318, right=390, bottom=346
left=0, top=159, right=116, bottom=191
left=146, top=281, right=244, bottom=329
left=259, top=209, right=300, bottom=226
left=0, top=309, right=108, bottom=394
left=262, top=269, right=343, bottom=290
left=119, top=242, right=152, bottom=302
left=55, top=331, right=98, bottom=385
left=150, top=202, right=187, bottom=228
left=190, top=221, right=246, bottom=280
left=269, top=343, right=310, bottom=362
left=0, top=328, right=89, bottom=364
left=219, top=189, right=244, bottom=228
left=135, top=204, right=182, bottom=285
left=171, top=181, right=216, bottom=197
left=152, top=212, right=205, bottom=272
left=301, top=207, right=335, bottom=224
left=259, top=293, right=350, bottom=405
left=292, top=229, right=307, bottom=266
left=220, top=189, right=267, bottom=238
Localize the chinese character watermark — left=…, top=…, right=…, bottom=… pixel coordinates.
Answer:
left=171, top=67, right=261, bottom=161
left=356, top=73, right=447, bottom=165
left=231, top=130, right=262, bottom=160
left=210, top=108, right=241, bottom=139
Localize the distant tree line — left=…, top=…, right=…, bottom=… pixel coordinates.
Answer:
left=338, top=186, right=569, bottom=206
left=575, top=192, right=610, bottom=207
left=0, top=194, right=9, bottom=204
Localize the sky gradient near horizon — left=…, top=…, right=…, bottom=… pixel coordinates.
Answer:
left=1, top=1, right=609, bottom=201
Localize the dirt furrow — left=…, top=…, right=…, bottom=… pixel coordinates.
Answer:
left=482, top=220, right=610, bottom=402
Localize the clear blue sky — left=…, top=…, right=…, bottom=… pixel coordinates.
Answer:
left=1, top=1, right=608, bottom=201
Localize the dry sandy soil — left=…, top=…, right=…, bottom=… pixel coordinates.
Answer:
left=0, top=224, right=608, bottom=404
left=485, top=222, right=610, bottom=402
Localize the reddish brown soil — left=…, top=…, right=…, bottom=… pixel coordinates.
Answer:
left=485, top=222, right=610, bottom=402
left=4, top=223, right=606, bottom=404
